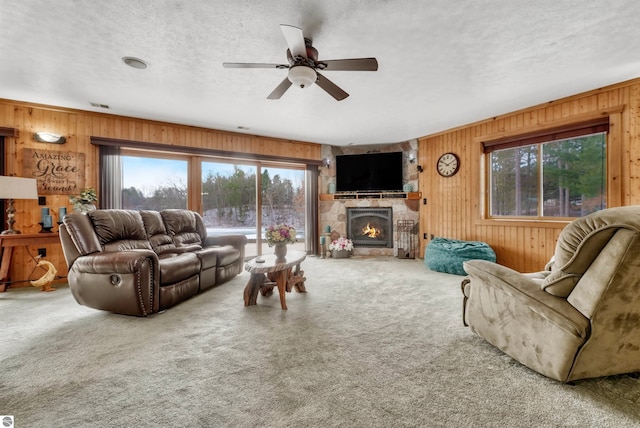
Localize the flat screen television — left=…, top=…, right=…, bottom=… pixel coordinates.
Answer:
left=335, top=152, right=404, bottom=192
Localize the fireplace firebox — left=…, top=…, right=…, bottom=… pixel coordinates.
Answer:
left=346, top=208, right=393, bottom=248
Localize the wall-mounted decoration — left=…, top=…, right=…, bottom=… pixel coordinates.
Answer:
left=436, top=152, right=460, bottom=177
left=22, top=148, right=85, bottom=195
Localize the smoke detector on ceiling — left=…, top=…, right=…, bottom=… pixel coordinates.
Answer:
left=122, top=56, right=149, bottom=69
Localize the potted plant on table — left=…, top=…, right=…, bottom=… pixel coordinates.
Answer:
left=265, top=223, right=297, bottom=260
left=69, top=187, right=98, bottom=214
left=329, top=237, right=353, bottom=258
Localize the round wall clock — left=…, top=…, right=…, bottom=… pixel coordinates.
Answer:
left=436, top=152, right=460, bottom=177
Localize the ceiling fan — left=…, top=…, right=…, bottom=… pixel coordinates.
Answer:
left=223, top=24, right=378, bottom=101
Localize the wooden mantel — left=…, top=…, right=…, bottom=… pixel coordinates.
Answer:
left=320, top=192, right=421, bottom=201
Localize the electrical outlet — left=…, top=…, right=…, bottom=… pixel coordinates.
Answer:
left=37, top=248, right=46, bottom=257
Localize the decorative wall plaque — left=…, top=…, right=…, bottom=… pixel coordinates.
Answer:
left=22, top=148, right=86, bottom=195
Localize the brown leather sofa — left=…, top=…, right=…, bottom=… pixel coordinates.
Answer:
left=59, top=209, right=247, bottom=316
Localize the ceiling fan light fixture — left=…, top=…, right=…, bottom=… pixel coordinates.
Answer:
left=287, top=66, right=317, bottom=88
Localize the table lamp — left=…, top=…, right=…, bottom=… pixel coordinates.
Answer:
left=0, top=176, right=39, bottom=235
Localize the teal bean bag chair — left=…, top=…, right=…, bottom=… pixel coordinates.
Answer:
left=425, top=237, right=496, bottom=275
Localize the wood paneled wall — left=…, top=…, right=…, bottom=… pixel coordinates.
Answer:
left=418, top=78, right=640, bottom=272
left=4, top=77, right=640, bottom=285
left=0, top=99, right=321, bottom=287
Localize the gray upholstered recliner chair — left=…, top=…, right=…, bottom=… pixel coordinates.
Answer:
left=461, top=206, right=640, bottom=382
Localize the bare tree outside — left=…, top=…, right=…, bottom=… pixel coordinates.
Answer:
left=121, top=157, right=188, bottom=210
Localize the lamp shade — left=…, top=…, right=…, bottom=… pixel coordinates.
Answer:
left=0, top=176, right=39, bottom=199
left=287, top=65, right=317, bottom=88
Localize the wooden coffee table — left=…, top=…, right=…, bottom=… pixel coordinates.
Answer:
left=243, top=250, right=307, bottom=310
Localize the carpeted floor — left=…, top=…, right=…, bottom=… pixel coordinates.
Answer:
left=1, top=256, right=639, bottom=427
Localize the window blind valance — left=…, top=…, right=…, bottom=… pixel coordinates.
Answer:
left=482, top=117, right=610, bottom=153
left=90, top=136, right=323, bottom=166
left=0, top=127, right=18, bottom=137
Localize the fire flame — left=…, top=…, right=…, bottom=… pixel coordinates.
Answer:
left=362, top=223, right=381, bottom=238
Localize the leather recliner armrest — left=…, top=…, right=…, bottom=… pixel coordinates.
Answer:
left=72, top=249, right=159, bottom=274
left=204, top=234, right=248, bottom=248
left=68, top=249, right=161, bottom=316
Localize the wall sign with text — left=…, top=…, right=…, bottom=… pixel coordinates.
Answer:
left=22, top=148, right=86, bottom=195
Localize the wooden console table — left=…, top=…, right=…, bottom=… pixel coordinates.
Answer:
left=0, top=232, right=60, bottom=292
left=244, top=250, right=307, bottom=310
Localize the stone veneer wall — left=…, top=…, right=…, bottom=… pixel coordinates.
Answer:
left=319, top=140, right=420, bottom=257
left=319, top=198, right=420, bottom=257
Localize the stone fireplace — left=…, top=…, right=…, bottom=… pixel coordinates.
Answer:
left=318, top=140, right=420, bottom=257
left=346, top=207, right=393, bottom=248
left=319, top=197, right=419, bottom=257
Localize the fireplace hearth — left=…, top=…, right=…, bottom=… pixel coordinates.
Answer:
left=346, top=207, right=393, bottom=248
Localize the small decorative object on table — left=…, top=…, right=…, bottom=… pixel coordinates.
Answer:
left=329, top=237, right=353, bottom=258
left=38, top=222, right=53, bottom=233
left=39, top=207, right=54, bottom=232
left=70, top=187, right=98, bottom=214
left=57, top=207, right=67, bottom=226
left=265, top=223, right=297, bottom=261
left=320, top=235, right=327, bottom=258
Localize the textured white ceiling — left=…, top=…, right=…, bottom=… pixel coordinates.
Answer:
left=2, top=1, right=640, bottom=146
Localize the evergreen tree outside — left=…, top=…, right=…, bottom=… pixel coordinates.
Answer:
left=121, top=157, right=305, bottom=252
left=201, top=163, right=304, bottom=240
left=490, top=145, right=537, bottom=216
left=202, top=163, right=258, bottom=227
left=490, top=132, right=606, bottom=218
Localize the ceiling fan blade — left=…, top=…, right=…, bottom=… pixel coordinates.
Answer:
left=316, top=73, right=349, bottom=101
left=267, top=77, right=293, bottom=99
left=223, top=62, right=289, bottom=69
left=280, top=24, right=307, bottom=59
left=320, top=58, right=378, bottom=71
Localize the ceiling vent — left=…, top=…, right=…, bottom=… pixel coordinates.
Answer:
left=90, top=102, right=110, bottom=109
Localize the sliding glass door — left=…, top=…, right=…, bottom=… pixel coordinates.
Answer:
left=259, top=165, right=305, bottom=255
left=201, top=161, right=305, bottom=258
left=115, top=150, right=309, bottom=260
left=201, top=161, right=258, bottom=258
